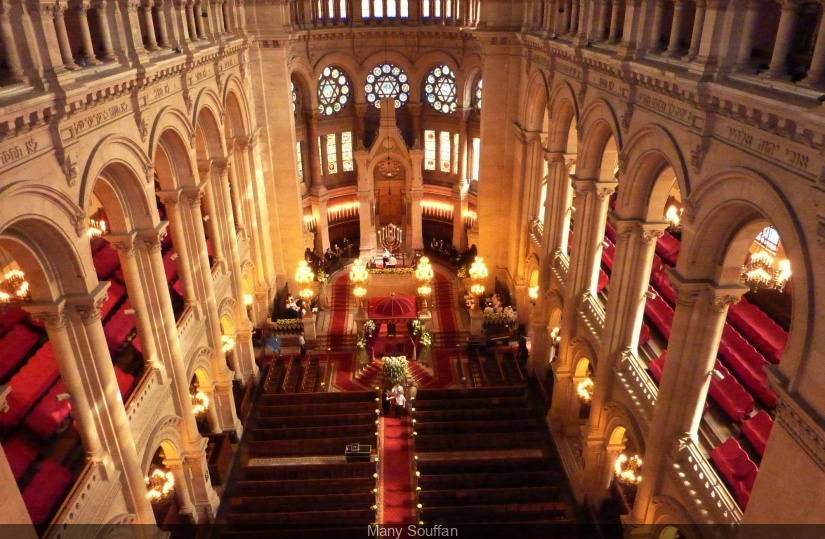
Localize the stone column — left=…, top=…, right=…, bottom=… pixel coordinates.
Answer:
left=143, top=1, right=159, bottom=49
left=186, top=0, right=199, bottom=39
left=734, top=0, right=760, bottom=69
left=158, top=190, right=199, bottom=307
left=53, top=5, right=79, bottom=69
left=410, top=148, right=425, bottom=251
left=608, top=0, right=621, bottom=42
left=199, top=385, right=222, bottom=434
left=649, top=0, right=665, bottom=50
left=311, top=187, right=331, bottom=253
left=305, top=110, right=324, bottom=189
left=236, top=133, right=275, bottom=291
left=595, top=0, right=610, bottom=40
left=802, top=2, right=825, bottom=86
left=197, top=161, right=226, bottom=266
left=409, top=103, right=422, bottom=146
left=629, top=274, right=747, bottom=524
left=93, top=0, right=116, bottom=61
left=766, top=0, right=800, bottom=78
left=666, top=0, right=687, bottom=56
left=687, top=0, right=706, bottom=59
left=163, top=457, right=197, bottom=518
left=155, top=0, right=170, bottom=46
left=75, top=3, right=102, bottom=64
left=549, top=178, right=615, bottom=435
left=0, top=443, right=35, bottom=530
left=71, top=288, right=157, bottom=524
left=0, top=3, right=26, bottom=81
left=452, top=109, right=470, bottom=250
left=194, top=0, right=206, bottom=38
left=24, top=1, right=70, bottom=82
left=355, top=148, right=375, bottom=258
left=581, top=219, right=665, bottom=502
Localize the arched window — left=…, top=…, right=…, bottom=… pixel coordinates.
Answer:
left=365, top=64, right=410, bottom=108
left=473, top=77, right=482, bottom=111
left=424, top=65, right=457, bottom=114
left=291, top=81, right=297, bottom=112
left=317, top=66, right=351, bottom=116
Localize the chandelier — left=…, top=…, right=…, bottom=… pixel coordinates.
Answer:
left=614, top=453, right=643, bottom=486
left=191, top=391, right=209, bottom=417
left=741, top=250, right=791, bottom=293
left=243, top=293, right=254, bottom=306
left=221, top=334, right=235, bottom=353
left=87, top=218, right=107, bottom=238
left=468, top=257, right=488, bottom=281
left=296, top=260, right=315, bottom=302
left=528, top=285, right=539, bottom=304
left=353, top=286, right=367, bottom=299
left=577, top=377, right=594, bottom=402
left=0, top=269, right=30, bottom=306
left=145, top=468, right=175, bottom=503
left=470, top=283, right=485, bottom=297
left=664, top=205, right=682, bottom=232
left=350, top=259, right=368, bottom=284
left=417, top=284, right=431, bottom=296
left=415, top=256, right=434, bottom=282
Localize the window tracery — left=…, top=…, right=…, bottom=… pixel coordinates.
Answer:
left=424, top=65, right=456, bottom=114
left=318, top=67, right=351, bottom=116
left=365, top=64, right=410, bottom=108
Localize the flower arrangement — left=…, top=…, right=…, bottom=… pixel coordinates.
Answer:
left=420, top=330, right=432, bottom=347
left=364, top=319, right=376, bottom=333
left=410, top=319, right=422, bottom=337
left=316, top=268, right=327, bottom=283
left=356, top=332, right=367, bottom=349
left=457, top=265, right=468, bottom=278
left=382, top=356, right=408, bottom=385
left=368, top=267, right=415, bottom=275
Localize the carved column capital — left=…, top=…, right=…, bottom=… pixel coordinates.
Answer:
left=183, top=187, right=205, bottom=207
left=72, top=284, right=110, bottom=325
left=25, top=303, right=69, bottom=330
left=107, top=235, right=139, bottom=258
left=197, top=159, right=214, bottom=180
left=137, top=223, right=169, bottom=254
left=157, top=189, right=182, bottom=207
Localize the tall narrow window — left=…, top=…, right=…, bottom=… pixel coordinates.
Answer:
left=472, top=137, right=480, bottom=181
left=440, top=131, right=451, bottom=172
left=446, top=0, right=451, bottom=17
left=328, top=0, right=334, bottom=17
left=342, top=132, right=354, bottom=171
left=435, top=0, right=441, bottom=17
left=362, top=0, right=370, bottom=17
left=317, top=0, right=323, bottom=18
left=373, top=0, right=383, bottom=17
left=756, top=226, right=780, bottom=253
left=424, top=130, right=436, bottom=170
left=319, top=137, right=324, bottom=173
left=296, top=142, right=304, bottom=183
left=340, top=0, right=347, bottom=17
left=387, top=0, right=396, bottom=17
left=400, top=0, right=408, bottom=17
left=453, top=133, right=459, bottom=173
left=422, top=0, right=429, bottom=17
left=326, top=134, right=338, bottom=174
left=539, top=183, right=547, bottom=224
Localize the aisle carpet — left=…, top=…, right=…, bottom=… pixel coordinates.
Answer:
left=433, top=272, right=457, bottom=333
left=379, top=415, right=416, bottom=525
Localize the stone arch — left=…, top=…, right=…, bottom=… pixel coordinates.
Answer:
left=86, top=161, right=158, bottom=236
left=194, top=102, right=227, bottom=161
left=616, top=125, right=691, bottom=221
left=458, top=55, right=483, bottom=109
left=153, top=125, right=199, bottom=191
left=546, top=81, right=579, bottom=154
left=359, top=50, right=417, bottom=101
left=187, top=346, right=216, bottom=382
left=218, top=296, right=239, bottom=326
left=682, top=168, right=811, bottom=382
left=603, top=401, right=646, bottom=453
left=148, top=106, right=196, bottom=163
left=415, top=50, right=461, bottom=106
left=223, top=84, right=252, bottom=139
left=290, top=60, right=317, bottom=112
left=139, top=415, right=184, bottom=473
left=651, top=495, right=701, bottom=531
left=524, top=252, right=540, bottom=285
left=0, top=186, right=94, bottom=301
left=576, top=98, right=622, bottom=180
left=522, top=69, right=549, bottom=132
left=192, top=87, right=226, bottom=131
left=569, top=336, right=598, bottom=371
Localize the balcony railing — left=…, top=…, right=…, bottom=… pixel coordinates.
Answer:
left=671, top=438, right=743, bottom=525
left=578, top=291, right=605, bottom=342
left=615, top=350, right=658, bottom=424
left=289, top=0, right=480, bottom=28
left=551, top=249, right=569, bottom=287
left=529, top=217, right=543, bottom=248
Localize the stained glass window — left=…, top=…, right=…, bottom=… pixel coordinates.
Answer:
left=446, top=0, right=451, bottom=17
left=453, top=133, right=459, bottom=173
left=318, top=66, right=350, bottom=116
left=365, top=64, right=410, bottom=108
left=440, top=131, right=451, bottom=172
left=340, top=0, right=347, bottom=17
left=296, top=142, right=304, bottom=183
left=472, top=137, right=480, bottom=181
left=473, top=78, right=482, bottom=111
left=434, top=0, right=440, bottom=17
left=326, top=134, right=338, bottom=174
left=318, top=137, right=324, bottom=172
left=328, top=0, right=333, bottom=17
left=342, top=132, right=354, bottom=172
left=424, top=65, right=456, bottom=114
left=317, top=0, right=322, bottom=18
left=424, top=130, right=436, bottom=171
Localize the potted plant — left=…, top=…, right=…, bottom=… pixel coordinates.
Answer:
left=382, top=356, right=409, bottom=386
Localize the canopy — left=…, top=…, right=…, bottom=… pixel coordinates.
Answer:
left=367, top=294, right=417, bottom=322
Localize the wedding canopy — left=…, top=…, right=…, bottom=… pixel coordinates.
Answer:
left=367, top=294, right=417, bottom=323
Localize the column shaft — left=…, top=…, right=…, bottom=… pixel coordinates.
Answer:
left=159, top=193, right=199, bottom=306
left=666, top=0, right=687, bottom=55
left=143, top=6, right=159, bottom=49
left=53, top=7, right=79, bottom=69
left=688, top=1, right=706, bottom=58
left=767, top=1, right=800, bottom=78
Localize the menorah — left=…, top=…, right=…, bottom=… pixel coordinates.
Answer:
left=378, top=223, right=403, bottom=251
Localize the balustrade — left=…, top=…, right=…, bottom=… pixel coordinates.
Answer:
left=672, top=438, right=743, bottom=525
left=578, top=291, right=605, bottom=340
left=614, top=350, right=657, bottom=423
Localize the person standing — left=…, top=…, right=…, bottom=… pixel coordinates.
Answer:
left=298, top=332, right=306, bottom=357
left=381, top=390, right=391, bottom=415
left=394, top=391, right=406, bottom=417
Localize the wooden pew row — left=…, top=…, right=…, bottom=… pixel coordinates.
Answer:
left=254, top=412, right=377, bottom=429
left=224, top=508, right=374, bottom=526
left=422, top=504, right=569, bottom=523
left=257, top=401, right=376, bottom=417
left=229, top=492, right=374, bottom=512
left=218, top=527, right=366, bottom=539
left=233, top=477, right=375, bottom=496
left=413, top=407, right=532, bottom=422
left=250, top=424, right=376, bottom=441
left=418, top=470, right=562, bottom=490
left=247, top=436, right=375, bottom=457
left=414, top=418, right=540, bottom=436
left=415, top=386, right=526, bottom=400
left=417, top=522, right=581, bottom=539
left=420, top=486, right=564, bottom=506
left=261, top=390, right=375, bottom=406
left=416, top=456, right=549, bottom=475
left=412, top=396, right=529, bottom=411
left=415, top=432, right=542, bottom=452
left=241, top=461, right=375, bottom=481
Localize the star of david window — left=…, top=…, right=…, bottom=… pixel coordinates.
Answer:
left=424, top=65, right=456, bottom=114
left=317, top=66, right=350, bottom=116
left=473, top=78, right=482, bottom=111
left=365, top=64, right=409, bottom=108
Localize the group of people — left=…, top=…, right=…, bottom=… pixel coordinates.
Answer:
left=284, top=295, right=307, bottom=318
left=381, top=383, right=409, bottom=417
left=303, top=238, right=353, bottom=273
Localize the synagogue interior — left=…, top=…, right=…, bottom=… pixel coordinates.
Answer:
left=0, top=0, right=823, bottom=536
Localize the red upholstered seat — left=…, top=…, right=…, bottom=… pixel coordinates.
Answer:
left=597, top=269, right=609, bottom=293
left=655, top=232, right=680, bottom=266
left=93, top=244, right=121, bottom=281
left=0, top=324, right=41, bottom=380
left=718, top=324, right=776, bottom=407
left=638, top=323, right=651, bottom=346
left=4, top=435, right=38, bottom=481
left=101, top=282, right=126, bottom=322
left=650, top=268, right=677, bottom=305
left=710, top=437, right=758, bottom=509
left=0, top=307, right=29, bottom=336
left=728, top=299, right=788, bottom=364
left=172, top=279, right=184, bottom=297
left=644, top=290, right=675, bottom=341
left=114, top=365, right=135, bottom=400
left=742, top=410, right=774, bottom=456
left=605, top=223, right=616, bottom=244
left=22, top=459, right=73, bottom=525
left=601, top=242, right=615, bottom=272
left=24, top=380, right=71, bottom=439
left=103, top=302, right=136, bottom=354
left=708, top=361, right=754, bottom=422
left=648, top=351, right=667, bottom=384
left=163, top=250, right=179, bottom=283
left=0, top=343, right=60, bottom=431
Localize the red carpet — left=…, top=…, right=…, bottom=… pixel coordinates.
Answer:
left=379, top=415, right=416, bottom=525
left=328, top=275, right=351, bottom=348
left=433, top=273, right=457, bottom=333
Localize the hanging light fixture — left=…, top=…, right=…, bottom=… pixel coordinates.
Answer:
left=296, top=260, right=315, bottom=302
left=614, top=453, right=643, bottom=486
left=528, top=285, right=539, bottom=304
left=741, top=250, right=791, bottom=293
left=0, top=269, right=30, bottom=306
left=468, top=256, right=488, bottom=281
left=145, top=468, right=175, bottom=503
left=87, top=218, right=108, bottom=238
left=350, top=258, right=368, bottom=284
left=221, top=334, right=235, bottom=353
left=577, top=377, right=594, bottom=402
left=415, top=256, right=433, bottom=282
left=191, top=391, right=209, bottom=417
left=664, top=205, right=682, bottom=232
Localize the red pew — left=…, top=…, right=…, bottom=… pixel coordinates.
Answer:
left=742, top=410, right=774, bottom=456
left=0, top=324, right=41, bottom=381
left=710, top=437, right=758, bottom=509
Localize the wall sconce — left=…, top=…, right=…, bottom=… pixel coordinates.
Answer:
left=644, top=291, right=656, bottom=300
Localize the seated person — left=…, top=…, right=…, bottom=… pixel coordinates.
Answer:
left=382, top=248, right=391, bottom=266
left=388, top=255, right=397, bottom=268
left=430, top=237, right=439, bottom=250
